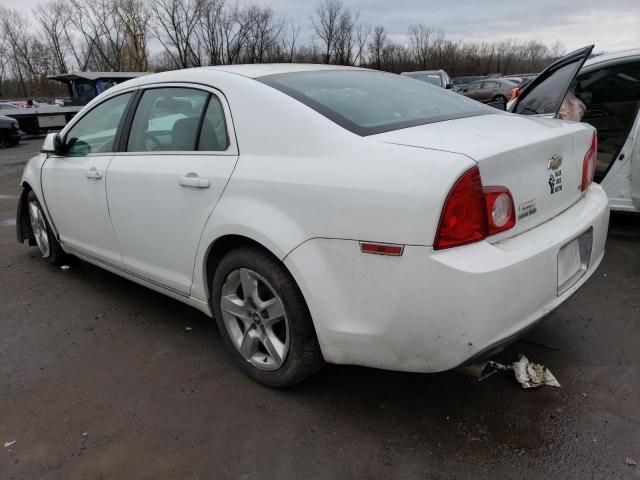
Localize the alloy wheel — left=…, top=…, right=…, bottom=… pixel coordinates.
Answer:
left=28, top=201, right=51, bottom=258
left=220, top=268, right=290, bottom=371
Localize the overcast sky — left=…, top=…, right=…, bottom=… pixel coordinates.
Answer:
left=3, top=0, right=639, bottom=53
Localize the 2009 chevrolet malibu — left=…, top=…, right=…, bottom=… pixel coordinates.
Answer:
left=16, top=64, right=609, bottom=386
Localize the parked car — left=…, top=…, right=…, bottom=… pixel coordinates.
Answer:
left=401, top=69, right=453, bottom=88
left=459, top=78, right=519, bottom=103
left=17, top=65, right=609, bottom=386
left=509, top=46, right=640, bottom=213
left=0, top=114, right=21, bottom=147
left=451, top=75, right=486, bottom=91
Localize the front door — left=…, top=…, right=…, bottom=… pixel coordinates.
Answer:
left=106, top=86, right=238, bottom=294
left=41, top=91, right=134, bottom=264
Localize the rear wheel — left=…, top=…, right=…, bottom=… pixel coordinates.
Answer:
left=212, top=247, right=323, bottom=387
left=492, top=94, right=507, bottom=103
left=27, top=191, right=67, bottom=265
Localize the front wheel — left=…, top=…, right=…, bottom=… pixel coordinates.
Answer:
left=27, top=191, right=67, bottom=265
left=212, top=247, right=324, bottom=387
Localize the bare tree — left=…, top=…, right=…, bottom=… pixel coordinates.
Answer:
left=280, top=20, right=301, bottom=63
left=197, top=0, right=226, bottom=65
left=408, top=23, right=433, bottom=70
left=311, top=0, right=343, bottom=64
left=35, top=1, right=71, bottom=74
left=0, top=7, right=36, bottom=96
left=147, top=0, right=204, bottom=68
left=353, top=22, right=370, bottom=65
left=244, top=6, right=283, bottom=63
left=368, top=25, right=387, bottom=69
left=116, top=0, right=150, bottom=71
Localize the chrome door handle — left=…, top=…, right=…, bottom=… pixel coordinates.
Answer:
left=86, top=167, right=103, bottom=180
left=179, top=173, right=210, bottom=188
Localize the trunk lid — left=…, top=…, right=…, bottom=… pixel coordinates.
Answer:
left=372, top=113, right=596, bottom=241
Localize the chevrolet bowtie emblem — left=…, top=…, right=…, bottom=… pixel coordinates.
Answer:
left=548, top=154, right=563, bottom=170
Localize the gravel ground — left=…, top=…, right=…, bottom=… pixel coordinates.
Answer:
left=1, top=139, right=639, bottom=479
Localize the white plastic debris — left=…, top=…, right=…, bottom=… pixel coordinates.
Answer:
left=469, top=355, right=561, bottom=389
left=184, top=326, right=194, bottom=332
left=512, top=355, right=561, bottom=389
left=4, top=440, right=16, bottom=448
left=60, top=265, right=70, bottom=270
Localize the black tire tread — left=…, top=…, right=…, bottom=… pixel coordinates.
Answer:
left=212, top=246, right=324, bottom=387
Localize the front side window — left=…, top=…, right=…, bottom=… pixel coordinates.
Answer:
left=65, top=92, right=133, bottom=155
left=260, top=70, right=491, bottom=136
left=127, top=87, right=209, bottom=152
left=465, top=82, right=482, bottom=91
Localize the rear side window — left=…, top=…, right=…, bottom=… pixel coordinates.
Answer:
left=260, top=70, right=490, bottom=136
left=198, top=95, right=229, bottom=151
left=65, top=92, right=132, bottom=155
left=127, top=87, right=208, bottom=152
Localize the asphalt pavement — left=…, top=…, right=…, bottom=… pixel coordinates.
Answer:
left=1, top=139, right=639, bottom=479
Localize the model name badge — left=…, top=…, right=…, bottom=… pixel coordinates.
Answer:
left=518, top=199, right=537, bottom=219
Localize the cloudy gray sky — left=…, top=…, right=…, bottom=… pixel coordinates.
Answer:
left=3, top=0, right=639, bottom=53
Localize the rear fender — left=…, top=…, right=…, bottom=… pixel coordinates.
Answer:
left=191, top=195, right=309, bottom=302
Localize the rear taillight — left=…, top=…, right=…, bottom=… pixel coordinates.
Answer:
left=483, top=187, right=515, bottom=235
left=434, top=167, right=486, bottom=250
left=434, top=167, right=515, bottom=250
left=581, top=131, right=597, bottom=192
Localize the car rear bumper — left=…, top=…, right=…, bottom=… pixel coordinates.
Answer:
left=284, top=184, right=609, bottom=373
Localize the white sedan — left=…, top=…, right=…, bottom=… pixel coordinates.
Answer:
left=17, top=64, right=609, bottom=386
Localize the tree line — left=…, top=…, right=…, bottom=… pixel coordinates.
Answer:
left=0, top=0, right=566, bottom=99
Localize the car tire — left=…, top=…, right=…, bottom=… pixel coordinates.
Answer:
left=212, top=247, right=324, bottom=387
left=27, top=191, right=67, bottom=265
left=493, top=94, right=507, bottom=103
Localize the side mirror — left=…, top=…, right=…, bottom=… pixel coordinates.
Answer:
left=445, top=83, right=454, bottom=89
left=42, top=132, right=64, bottom=155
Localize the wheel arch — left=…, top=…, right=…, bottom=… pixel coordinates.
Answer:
left=202, top=233, right=308, bottom=305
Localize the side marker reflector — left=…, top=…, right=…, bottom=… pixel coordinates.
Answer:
left=359, top=242, right=404, bottom=256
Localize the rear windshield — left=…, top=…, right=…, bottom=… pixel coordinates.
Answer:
left=258, top=70, right=492, bottom=136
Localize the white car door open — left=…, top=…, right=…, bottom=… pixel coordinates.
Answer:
left=41, top=92, right=134, bottom=265
left=106, top=86, right=238, bottom=295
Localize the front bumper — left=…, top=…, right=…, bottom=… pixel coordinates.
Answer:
left=285, top=184, right=609, bottom=373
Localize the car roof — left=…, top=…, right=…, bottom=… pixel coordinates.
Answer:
left=404, top=70, right=443, bottom=75
left=584, top=48, right=640, bottom=68
left=204, top=63, right=366, bottom=78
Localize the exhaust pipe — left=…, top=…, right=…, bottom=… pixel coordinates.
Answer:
left=456, top=361, right=498, bottom=381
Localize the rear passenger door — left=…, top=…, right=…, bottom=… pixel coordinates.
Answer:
left=106, top=85, right=238, bottom=295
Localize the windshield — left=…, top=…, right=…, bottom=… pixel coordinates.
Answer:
left=259, top=70, right=492, bottom=136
